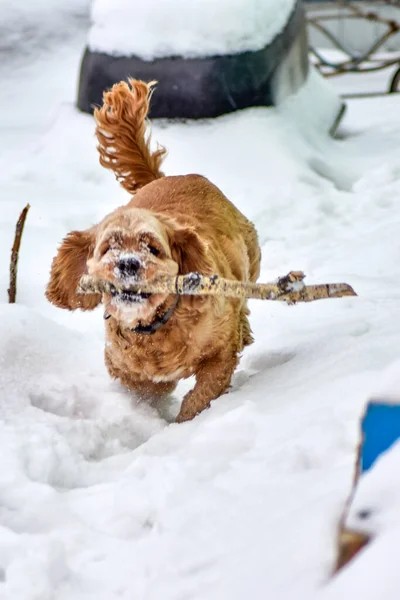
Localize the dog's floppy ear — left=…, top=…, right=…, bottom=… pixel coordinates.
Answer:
left=169, top=225, right=212, bottom=275
left=46, top=230, right=101, bottom=310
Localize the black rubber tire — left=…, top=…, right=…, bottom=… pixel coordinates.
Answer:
left=77, top=0, right=306, bottom=118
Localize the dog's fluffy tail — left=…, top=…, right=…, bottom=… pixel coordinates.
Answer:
left=94, top=79, right=166, bottom=193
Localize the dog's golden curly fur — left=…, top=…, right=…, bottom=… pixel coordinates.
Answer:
left=46, top=79, right=261, bottom=422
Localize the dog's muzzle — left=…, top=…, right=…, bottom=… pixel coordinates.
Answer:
left=111, top=256, right=152, bottom=305
left=116, top=256, right=141, bottom=279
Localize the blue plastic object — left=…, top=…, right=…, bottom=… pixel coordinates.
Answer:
left=361, top=401, right=400, bottom=473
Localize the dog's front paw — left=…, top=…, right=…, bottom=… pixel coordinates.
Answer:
left=176, top=407, right=197, bottom=423
left=176, top=394, right=211, bottom=423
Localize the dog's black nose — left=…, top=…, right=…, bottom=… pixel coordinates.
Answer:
left=118, top=257, right=141, bottom=277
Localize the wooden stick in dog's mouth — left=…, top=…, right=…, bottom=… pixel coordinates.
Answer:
left=77, top=271, right=356, bottom=304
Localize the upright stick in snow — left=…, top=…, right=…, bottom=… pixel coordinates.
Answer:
left=8, top=203, right=30, bottom=304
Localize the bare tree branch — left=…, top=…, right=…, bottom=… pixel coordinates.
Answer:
left=78, top=270, right=356, bottom=304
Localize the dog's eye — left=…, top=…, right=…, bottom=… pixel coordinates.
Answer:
left=148, top=245, right=160, bottom=257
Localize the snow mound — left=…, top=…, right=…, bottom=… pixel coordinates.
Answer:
left=88, top=0, right=296, bottom=60
left=320, top=438, right=400, bottom=600
left=0, top=305, right=165, bottom=489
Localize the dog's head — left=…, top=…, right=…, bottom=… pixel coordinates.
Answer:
left=46, top=205, right=208, bottom=327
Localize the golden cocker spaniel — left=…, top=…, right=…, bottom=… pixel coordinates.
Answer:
left=46, top=80, right=261, bottom=422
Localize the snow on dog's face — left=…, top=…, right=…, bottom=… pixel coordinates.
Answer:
left=87, top=208, right=179, bottom=325
left=46, top=204, right=208, bottom=328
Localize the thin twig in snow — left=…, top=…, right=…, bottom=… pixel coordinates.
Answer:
left=8, top=203, right=30, bottom=304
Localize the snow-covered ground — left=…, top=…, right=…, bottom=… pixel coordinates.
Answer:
left=0, top=0, right=91, bottom=55
left=2, top=6, right=400, bottom=599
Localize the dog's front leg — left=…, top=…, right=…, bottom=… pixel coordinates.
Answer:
left=176, top=352, right=239, bottom=422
